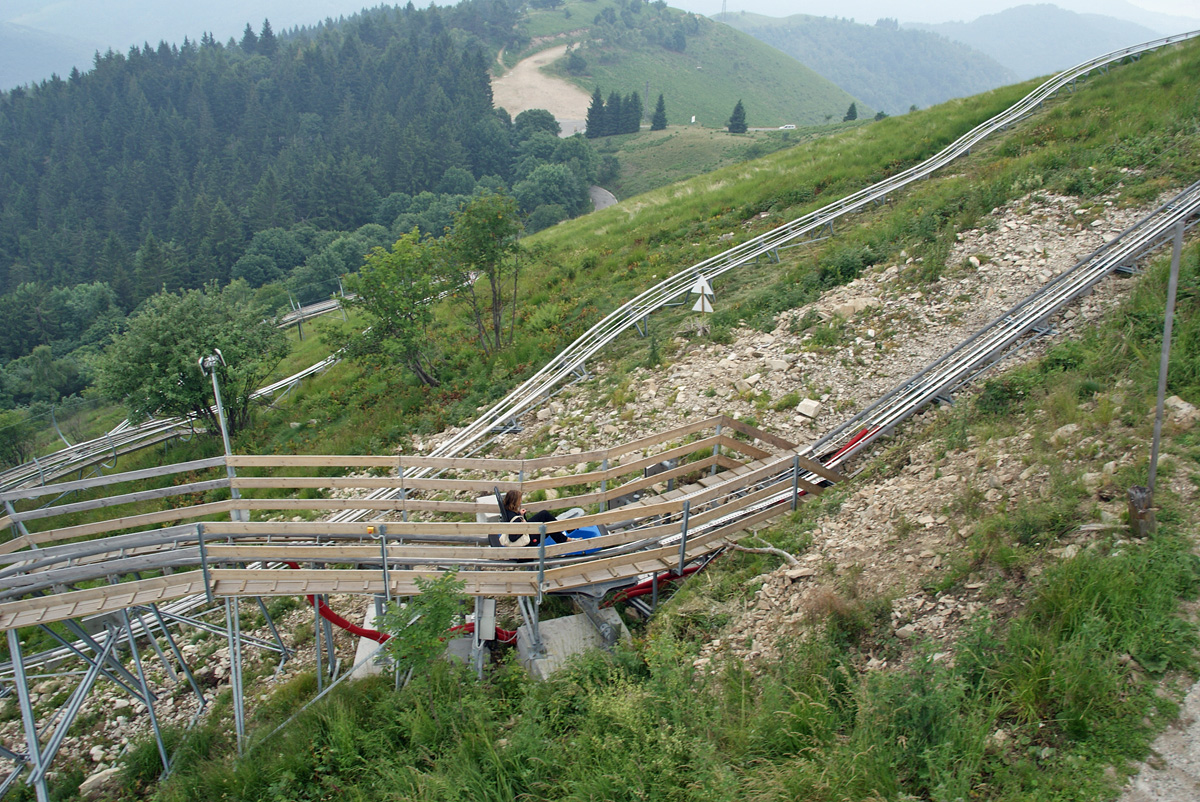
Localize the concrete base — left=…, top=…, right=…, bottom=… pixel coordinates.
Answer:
left=443, top=637, right=475, bottom=666
left=517, top=610, right=630, bottom=680
left=349, top=602, right=387, bottom=680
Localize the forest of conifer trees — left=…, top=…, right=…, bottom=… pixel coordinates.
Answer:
left=0, top=0, right=603, bottom=409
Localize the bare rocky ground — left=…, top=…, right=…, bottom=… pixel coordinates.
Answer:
left=490, top=43, right=591, bottom=135
left=5, top=189, right=1198, bottom=799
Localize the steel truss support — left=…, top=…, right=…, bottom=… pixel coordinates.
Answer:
left=120, top=609, right=169, bottom=775
left=469, top=597, right=496, bottom=679
left=24, top=630, right=116, bottom=788
left=37, top=624, right=144, bottom=702
left=7, top=629, right=48, bottom=802
left=140, top=605, right=205, bottom=708
left=570, top=594, right=617, bottom=649
left=225, top=598, right=246, bottom=755
left=148, top=607, right=283, bottom=654
left=517, top=596, right=544, bottom=658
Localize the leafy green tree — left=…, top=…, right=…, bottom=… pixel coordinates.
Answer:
left=446, top=192, right=524, bottom=354
left=651, top=93, right=668, bottom=130
left=339, top=230, right=443, bottom=386
left=514, top=163, right=585, bottom=216
left=513, top=109, right=561, bottom=142
left=728, top=99, right=747, bottom=133
left=844, top=102, right=858, bottom=121
left=96, top=283, right=288, bottom=436
left=377, top=571, right=468, bottom=678
left=0, top=409, right=36, bottom=469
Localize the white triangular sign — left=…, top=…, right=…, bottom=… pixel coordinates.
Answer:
left=692, top=295, right=713, bottom=313
left=690, top=276, right=714, bottom=296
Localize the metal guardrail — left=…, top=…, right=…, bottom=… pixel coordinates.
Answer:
left=814, top=180, right=1200, bottom=465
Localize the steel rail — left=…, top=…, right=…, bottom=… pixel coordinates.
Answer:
left=814, top=180, right=1200, bottom=465
left=326, top=29, right=1199, bottom=525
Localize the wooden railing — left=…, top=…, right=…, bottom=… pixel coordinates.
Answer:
left=0, top=416, right=841, bottom=629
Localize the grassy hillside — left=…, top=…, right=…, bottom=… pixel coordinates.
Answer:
left=718, top=11, right=1017, bottom=116
left=513, top=0, right=865, bottom=128
left=15, top=31, right=1200, bottom=802
left=592, top=120, right=865, bottom=199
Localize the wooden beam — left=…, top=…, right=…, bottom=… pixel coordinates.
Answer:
left=0, top=456, right=227, bottom=503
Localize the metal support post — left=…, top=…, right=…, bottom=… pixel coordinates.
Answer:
left=60, top=620, right=146, bottom=696
left=376, top=525, right=392, bottom=604
left=38, top=624, right=143, bottom=701
left=120, top=612, right=169, bottom=774
left=791, top=455, right=801, bottom=511
left=600, top=459, right=608, bottom=511
left=254, top=596, right=290, bottom=664
left=678, top=500, right=691, bottom=575
left=7, top=629, right=49, bottom=802
left=146, top=604, right=206, bottom=707
left=518, top=596, right=544, bottom=658
left=398, top=468, right=407, bottom=522
left=225, top=598, right=246, bottom=754
left=537, top=526, right=547, bottom=604
left=197, top=524, right=214, bottom=603
left=313, top=595, right=324, bottom=693
left=711, top=424, right=722, bottom=476
left=130, top=608, right=176, bottom=683
left=321, top=607, right=337, bottom=681
left=200, top=351, right=245, bottom=523
left=1144, top=222, right=1184, bottom=524
left=26, top=635, right=115, bottom=786
left=4, top=499, right=32, bottom=540
left=651, top=572, right=659, bottom=612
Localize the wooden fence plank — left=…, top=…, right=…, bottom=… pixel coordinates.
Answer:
left=0, top=456, right=227, bottom=503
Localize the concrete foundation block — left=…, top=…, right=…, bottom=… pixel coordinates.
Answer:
left=517, top=610, right=630, bottom=680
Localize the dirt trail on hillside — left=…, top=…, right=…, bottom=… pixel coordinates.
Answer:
left=491, top=44, right=592, bottom=136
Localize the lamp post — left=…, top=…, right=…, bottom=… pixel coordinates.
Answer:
left=199, top=349, right=244, bottom=521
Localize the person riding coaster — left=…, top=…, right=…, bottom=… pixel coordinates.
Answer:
left=489, top=488, right=604, bottom=551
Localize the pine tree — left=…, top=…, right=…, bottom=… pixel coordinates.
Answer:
left=258, top=19, right=277, bottom=56
left=585, top=87, right=605, bottom=139
left=623, top=91, right=643, bottom=134
left=605, top=92, right=622, bottom=137
left=727, top=99, right=747, bottom=134
left=240, top=23, right=258, bottom=53
left=843, top=102, right=858, bottom=122
left=650, top=94, right=667, bottom=130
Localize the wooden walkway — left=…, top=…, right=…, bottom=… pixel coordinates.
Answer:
left=0, top=416, right=841, bottom=630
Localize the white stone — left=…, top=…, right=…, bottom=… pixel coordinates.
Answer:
left=796, top=399, right=821, bottom=419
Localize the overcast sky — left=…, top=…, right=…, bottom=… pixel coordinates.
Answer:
left=5, top=0, right=1197, bottom=56
left=674, top=0, right=1197, bottom=23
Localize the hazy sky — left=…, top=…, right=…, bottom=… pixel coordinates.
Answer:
left=5, top=0, right=1197, bottom=57
left=674, top=0, right=1198, bottom=22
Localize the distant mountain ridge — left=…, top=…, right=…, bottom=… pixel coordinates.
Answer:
left=717, top=11, right=1016, bottom=116
left=907, top=3, right=1161, bottom=80
left=0, top=22, right=99, bottom=90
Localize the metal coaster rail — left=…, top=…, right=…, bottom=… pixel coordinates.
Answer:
left=814, top=179, right=1200, bottom=465
left=327, top=29, right=1199, bottom=527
